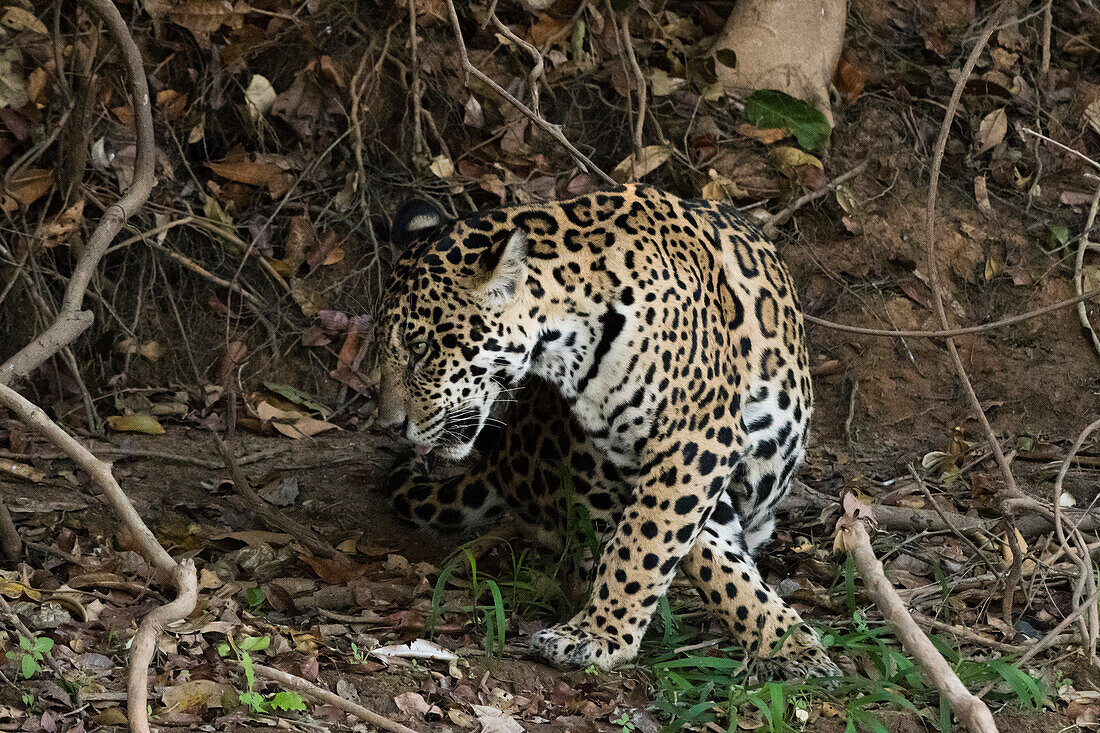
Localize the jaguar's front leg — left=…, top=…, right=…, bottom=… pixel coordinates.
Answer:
left=530, top=441, right=732, bottom=669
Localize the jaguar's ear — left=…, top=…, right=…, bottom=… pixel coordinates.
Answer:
left=390, top=199, right=448, bottom=250
left=479, top=228, right=527, bottom=305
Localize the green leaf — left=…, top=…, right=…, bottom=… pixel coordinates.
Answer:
left=239, top=690, right=265, bottom=713
left=21, top=654, right=38, bottom=679
left=203, top=196, right=236, bottom=244
left=715, top=49, right=737, bottom=68
left=485, top=579, right=506, bottom=657
left=570, top=18, right=586, bottom=63
left=1048, top=225, right=1070, bottom=249
left=262, top=382, right=330, bottom=417
left=240, top=649, right=256, bottom=690
left=270, top=690, right=307, bottom=711
left=32, top=637, right=53, bottom=655
left=239, top=635, right=270, bottom=652
left=245, top=586, right=266, bottom=609
left=744, top=89, right=832, bottom=151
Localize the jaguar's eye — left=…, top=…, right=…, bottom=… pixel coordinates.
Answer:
left=409, top=340, right=429, bottom=358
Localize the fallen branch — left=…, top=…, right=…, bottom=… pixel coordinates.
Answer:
left=1073, top=176, right=1100, bottom=358
left=127, top=560, right=197, bottom=731
left=0, top=383, right=195, bottom=733
left=783, top=480, right=1100, bottom=538
left=211, top=431, right=340, bottom=558
left=250, top=663, right=419, bottom=733
left=837, top=511, right=998, bottom=733
left=0, top=0, right=155, bottom=387
left=443, top=0, right=616, bottom=186
left=804, top=286, right=1100, bottom=338
left=0, top=2, right=198, bottom=730
left=922, top=1, right=1029, bottom=626
left=0, top=497, right=21, bottom=562
left=1, top=444, right=291, bottom=469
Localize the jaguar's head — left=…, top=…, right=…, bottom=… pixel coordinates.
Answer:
left=374, top=199, right=534, bottom=460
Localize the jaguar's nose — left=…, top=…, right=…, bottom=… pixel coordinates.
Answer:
left=376, top=411, right=406, bottom=431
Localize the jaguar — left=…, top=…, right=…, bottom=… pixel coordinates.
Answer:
left=373, top=184, right=839, bottom=679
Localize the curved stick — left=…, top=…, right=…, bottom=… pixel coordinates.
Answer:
left=0, top=0, right=155, bottom=386
left=837, top=514, right=998, bottom=733
left=128, top=562, right=198, bottom=733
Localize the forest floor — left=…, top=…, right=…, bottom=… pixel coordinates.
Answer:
left=2, top=0, right=1100, bottom=731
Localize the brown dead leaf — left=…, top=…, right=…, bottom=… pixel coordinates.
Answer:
left=611, top=145, right=671, bottom=183
left=702, top=170, right=749, bottom=201
left=140, top=341, right=166, bottom=361
left=0, top=49, right=27, bottom=110
left=302, top=555, right=362, bottom=585
left=737, top=123, right=789, bottom=144
left=34, top=200, right=83, bottom=247
left=208, top=157, right=291, bottom=196
left=394, top=692, right=431, bottom=717
left=5, top=167, right=53, bottom=207
left=1, top=6, right=47, bottom=34
left=162, top=679, right=234, bottom=712
left=1067, top=701, right=1099, bottom=727
left=0, top=460, right=46, bottom=484
left=529, top=13, right=568, bottom=47
left=975, top=108, right=1007, bottom=155
left=25, top=66, right=50, bottom=106
left=833, top=50, right=865, bottom=102
left=271, top=67, right=342, bottom=140
left=331, top=316, right=372, bottom=393
left=144, top=0, right=249, bottom=46
left=272, top=415, right=338, bottom=440
left=156, top=89, right=188, bottom=123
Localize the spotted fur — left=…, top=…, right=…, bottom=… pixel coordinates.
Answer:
left=374, top=184, right=839, bottom=679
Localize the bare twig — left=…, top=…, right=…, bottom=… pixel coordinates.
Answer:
left=443, top=0, right=616, bottom=186
left=211, top=431, right=340, bottom=558
left=611, top=3, right=647, bottom=156
left=407, top=0, right=428, bottom=158
left=1074, top=177, right=1100, bottom=358
left=0, top=0, right=155, bottom=387
left=1, top=444, right=291, bottom=469
left=1040, top=0, right=1052, bottom=77
left=249, top=663, right=420, bottom=733
left=911, top=611, right=1020, bottom=653
left=908, top=464, right=999, bottom=576
left=0, top=497, right=21, bottom=562
left=0, top=3, right=200, bottom=730
left=837, top=513, right=998, bottom=733
left=1021, top=127, right=1100, bottom=172
left=127, top=560, right=197, bottom=732
left=487, top=5, right=544, bottom=117
left=922, top=1, right=1024, bottom=625
left=0, top=383, right=196, bottom=733
left=978, top=584, right=1100, bottom=698
left=804, top=287, right=1100, bottom=337
left=764, top=160, right=870, bottom=235
left=1053, top=417, right=1100, bottom=666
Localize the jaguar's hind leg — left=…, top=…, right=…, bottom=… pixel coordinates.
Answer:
left=383, top=378, right=627, bottom=540
left=383, top=452, right=507, bottom=532
left=680, top=496, right=840, bottom=680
